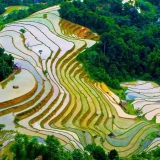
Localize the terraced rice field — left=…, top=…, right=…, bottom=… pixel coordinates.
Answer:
left=123, top=81, right=160, bottom=121
left=0, top=6, right=159, bottom=157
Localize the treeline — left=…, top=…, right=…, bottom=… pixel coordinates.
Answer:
left=0, top=47, right=14, bottom=81
left=59, top=0, right=160, bottom=89
left=5, top=133, right=160, bottom=160
left=7, top=133, right=119, bottom=160
left=0, top=4, right=5, bottom=14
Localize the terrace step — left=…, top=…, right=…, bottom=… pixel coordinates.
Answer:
left=15, top=80, right=53, bottom=120
left=0, top=69, right=38, bottom=108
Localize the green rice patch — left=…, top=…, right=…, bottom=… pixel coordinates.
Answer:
left=1, top=6, right=28, bottom=16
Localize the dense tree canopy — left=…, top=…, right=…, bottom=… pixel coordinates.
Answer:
left=85, top=144, right=107, bottom=160
left=0, top=47, right=14, bottom=81
left=7, top=133, right=160, bottom=160
left=0, top=4, right=5, bottom=14
left=10, top=134, right=74, bottom=160
left=59, top=0, right=160, bottom=89
left=8, top=134, right=121, bottom=160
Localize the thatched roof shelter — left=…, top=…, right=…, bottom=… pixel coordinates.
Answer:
left=13, top=85, right=19, bottom=89
left=13, top=63, right=21, bottom=70
left=121, top=100, right=127, bottom=109
left=108, top=132, right=116, bottom=138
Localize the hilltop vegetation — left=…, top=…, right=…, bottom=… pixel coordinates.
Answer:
left=0, top=47, right=14, bottom=81
left=59, top=0, right=160, bottom=89
left=0, top=4, right=5, bottom=14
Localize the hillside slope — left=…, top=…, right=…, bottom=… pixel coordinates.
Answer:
left=0, top=5, right=159, bottom=157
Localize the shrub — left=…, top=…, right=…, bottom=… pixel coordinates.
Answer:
left=19, top=28, right=26, bottom=34
left=43, top=14, right=47, bottom=19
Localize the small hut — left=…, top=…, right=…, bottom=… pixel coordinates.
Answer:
left=13, top=85, right=19, bottom=89
left=108, top=132, right=116, bottom=138
left=13, top=63, right=21, bottom=70
left=121, top=100, right=127, bottom=109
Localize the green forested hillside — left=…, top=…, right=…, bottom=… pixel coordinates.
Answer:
left=59, top=0, right=160, bottom=89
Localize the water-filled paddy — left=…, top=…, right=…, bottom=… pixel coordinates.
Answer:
left=124, top=81, right=160, bottom=120
left=0, top=69, right=36, bottom=102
